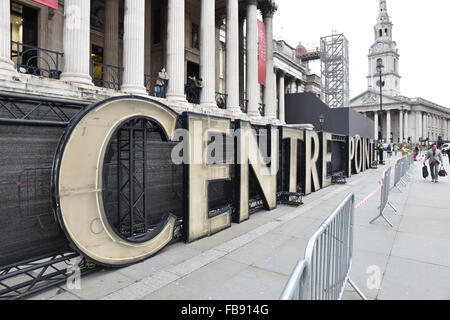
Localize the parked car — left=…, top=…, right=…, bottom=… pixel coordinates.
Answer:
left=442, top=143, right=450, bottom=152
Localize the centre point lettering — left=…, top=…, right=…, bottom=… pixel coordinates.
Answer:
left=54, top=97, right=375, bottom=267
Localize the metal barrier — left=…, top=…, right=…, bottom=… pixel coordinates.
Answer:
left=280, top=193, right=367, bottom=300
left=393, top=161, right=403, bottom=192
left=370, top=168, right=398, bottom=227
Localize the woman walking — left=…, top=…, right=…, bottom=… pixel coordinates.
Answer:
left=424, top=144, right=445, bottom=183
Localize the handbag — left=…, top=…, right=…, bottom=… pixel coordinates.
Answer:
left=423, top=165, right=429, bottom=179
left=439, top=168, right=448, bottom=177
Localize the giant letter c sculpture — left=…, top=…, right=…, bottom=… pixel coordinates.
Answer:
left=53, top=97, right=178, bottom=267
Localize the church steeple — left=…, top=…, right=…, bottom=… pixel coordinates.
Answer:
left=378, top=0, right=390, bottom=23
left=368, top=0, right=400, bottom=96
left=375, top=0, right=392, bottom=41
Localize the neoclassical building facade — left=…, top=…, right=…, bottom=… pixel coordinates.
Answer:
left=0, top=0, right=319, bottom=124
left=350, top=0, right=450, bottom=144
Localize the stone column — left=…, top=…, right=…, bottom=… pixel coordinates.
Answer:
left=278, top=71, right=285, bottom=123
left=104, top=0, right=119, bottom=85
left=404, top=111, right=409, bottom=142
left=144, top=0, right=152, bottom=75
left=374, top=112, right=379, bottom=140
left=104, top=0, right=119, bottom=67
left=238, top=13, right=245, bottom=105
left=60, top=0, right=93, bottom=85
left=415, top=111, right=422, bottom=142
left=121, top=0, right=147, bottom=94
left=166, top=0, right=186, bottom=101
left=261, top=2, right=277, bottom=120
left=246, top=0, right=260, bottom=118
left=199, top=0, right=216, bottom=108
left=226, top=0, right=241, bottom=113
left=399, top=110, right=403, bottom=143
left=423, top=113, right=428, bottom=139
left=0, top=0, right=15, bottom=73
left=386, top=110, right=391, bottom=143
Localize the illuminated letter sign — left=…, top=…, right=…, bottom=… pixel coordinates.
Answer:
left=305, top=130, right=321, bottom=195
left=348, top=136, right=355, bottom=177
left=282, top=128, right=305, bottom=195
left=322, top=132, right=333, bottom=189
left=234, top=122, right=278, bottom=224
left=53, top=97, right=178, bottom=267
left=354, top=135, right=363, bottom=174
left=183, top=114, right=232, bottom=242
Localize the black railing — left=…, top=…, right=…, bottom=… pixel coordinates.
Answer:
left=144, top=74, right=168, bottom=98
left=90, top=61, right=123, bottom=90
left=11, top=41, right=63, bottom=79
left=258, top=103, right=266, bottom=117
left=240, top=99, right=248, bottom=113
left=215, top=92, right=228, bottom=110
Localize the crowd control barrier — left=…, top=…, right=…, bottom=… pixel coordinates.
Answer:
left=370, top=168, right=398, bottom=227
left=372, top=153, right=414, bottom=227
left=280, top=193, right=366, bottom=300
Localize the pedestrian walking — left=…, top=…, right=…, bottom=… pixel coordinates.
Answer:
left=424, top=144, right=445, bottom=183
left=394, top=144, right=399, bottom=157
left=414, top=145, right=420, bottom=161
left=387, top=145, right=392, bottom=158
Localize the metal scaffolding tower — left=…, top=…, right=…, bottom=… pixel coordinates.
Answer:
left=320, top=34, right=349, bottom=109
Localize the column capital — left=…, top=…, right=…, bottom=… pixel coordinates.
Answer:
left=258, top=0, right=278, bottom=18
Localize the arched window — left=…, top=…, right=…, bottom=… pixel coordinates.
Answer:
left=379, top=29, right=383, bottom=37
left=385, top=28, right=388, bottom=36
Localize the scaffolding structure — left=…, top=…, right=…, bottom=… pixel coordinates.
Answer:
left=320, top=34, right=349, bottom=109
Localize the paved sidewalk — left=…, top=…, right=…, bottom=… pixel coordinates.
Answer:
left=31, top=154, right=450, bottom=300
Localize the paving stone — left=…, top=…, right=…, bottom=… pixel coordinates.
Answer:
left=118, top=243, right=202, bottom=281
left=378, top=256, right=450, bottom=300
left=61, top=269, right=136, bottom=300
left=252, top=237, right=309, bottom=276
left=205, top=266, right=289, bottom=300
left=391, top=232, right=450, bottom=268
left=142, top=258, right=249, bottom=300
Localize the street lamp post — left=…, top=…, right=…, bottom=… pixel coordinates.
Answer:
left=377, top=59, right=385, bottom=165
left=319, top=115, right=325, bottom=132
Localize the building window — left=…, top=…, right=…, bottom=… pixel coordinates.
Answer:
left=379, top=29, right=382, bottom=37
left=192, top=23, right=199, bottom=50
left=385, top=28, right=388, bottom=36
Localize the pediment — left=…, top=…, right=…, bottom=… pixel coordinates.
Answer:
left=351, top=91, right=406, bottom=107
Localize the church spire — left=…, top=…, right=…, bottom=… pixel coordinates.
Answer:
left=378, top=0, right=390, bottom=23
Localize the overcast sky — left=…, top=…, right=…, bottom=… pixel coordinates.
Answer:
left=273, top=0, right=450, bottom=107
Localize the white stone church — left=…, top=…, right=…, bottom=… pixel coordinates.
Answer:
left=350, top=0, right=450, bottom=145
